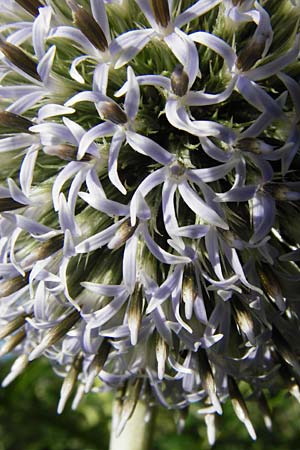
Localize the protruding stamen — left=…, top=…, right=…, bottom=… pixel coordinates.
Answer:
left=108, top=218, right=138, bottom=249
left=151, top=0, right=171, bottom=28
left=171, top=64, right=189, bottom=97
left=15, top=0, right=44, bottom=17
left=0, top=38, right=41, bottom=81
left=128, top=284, right=144, bottom=346
left=228, top=376, right=257, bottom=440
left=57, top=354, right=83, bottom=414
left=67, top=1, right=108, bottom=52
left=29, top=310, right=80, bottom=360
left=0, top=111, right=33, bottom=133
left=97, top=101, right=128, bottom=125
left=0, top=329, right=26, bottom=357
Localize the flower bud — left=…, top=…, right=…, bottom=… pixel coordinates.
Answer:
left=44, top=144, right=93, bottom=161
left=0, top=198, right=27, bottom=212
left=0, top=273, right=29, bottom=298
left=264, top=183, right=300, bottom=201
left=237, top=40, right=266, bottom=71
left=128, top=284, right=144, bottom=346
left=108, top=218, right=138, bottom=249
left=0, top=329, right=26, bottom=357
left=155, top=334, right=168, bottom=380
left=57, top=354, right=83, bottom=414
left=28, top=310, right=80, bottom=360
left=15, top=0, right=44, bottom=17
left=21, top=236, right=64, bottom=268
left=67, top=1, right=108, bottom=52
left=257, top=392, right=272, bottom=431
left=257, top=264, right=286, bottom=312
left=232, top=298, right=255, bottom=343
left=2, top=354, right=29, bottom=387
left=0, top=38, right=41, bottom=81
left=85, top=339, right=111, bottom=392
left=228, top=376, right=256, bottom=440
left=235, top=138, right=272, bottom=155
left=0, top=111, right=33, bottom=133
left=97, top=101, right=128, bottom=125
left=151, top=0, right=170, bottom=28
left=0, top=314, right=27, bottom=340
left=198, top=349, right=222, bottom=415
left=171, top=65, right=189, bottom=97
left=272, top=326, right=300, bottom=374
left=116, top=378, right=143, bottom=436
left=182, top=264, right=197, bottom=320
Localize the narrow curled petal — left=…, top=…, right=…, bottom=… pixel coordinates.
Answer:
left=178, top=181, right=229, bottom=229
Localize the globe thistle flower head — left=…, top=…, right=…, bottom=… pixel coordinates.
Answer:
left=0, top=0, right=300, bottom=444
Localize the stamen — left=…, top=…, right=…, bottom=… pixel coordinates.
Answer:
left=151, top=0, right=171, bottom=28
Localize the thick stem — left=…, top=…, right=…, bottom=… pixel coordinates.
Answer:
left=109, top=398, right=155, bottom=450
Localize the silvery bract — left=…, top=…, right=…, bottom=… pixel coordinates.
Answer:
left=0, top=0, right=300, bottom=443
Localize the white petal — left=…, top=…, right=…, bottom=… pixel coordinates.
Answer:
left=178, top=181, right=228, bottom=229
left=111, top=29, right=155, bottom=69
left=190, top=31, right=236, bottom=70
left=37, top=45, right=56, bottom=82
left=126, top=131, right=174, bottom=164
left=108, top=129, right=126, bottom=194
left=123, top=234, right=139, bottom=294
left=165, top=29, right=199, bottom=87
left=175, top=0, right=222, bottom=28
left=124, top=66, right=140, bottom=121
left=78, top=122, right=115, bottom=160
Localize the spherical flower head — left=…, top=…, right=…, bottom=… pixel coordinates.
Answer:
left=0, top=0, right=300, bottom=443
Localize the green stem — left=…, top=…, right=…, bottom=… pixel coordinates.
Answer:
left=109, top=398, right=156, bottom=450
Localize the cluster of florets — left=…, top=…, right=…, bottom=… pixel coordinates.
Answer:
left=0, top=0, right=300, bottom=442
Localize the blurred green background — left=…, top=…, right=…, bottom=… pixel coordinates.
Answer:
left=0, top=358, right=300, bottom=450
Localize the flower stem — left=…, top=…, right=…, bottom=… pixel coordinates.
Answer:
left=109, top=397, right=156, bottom=450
